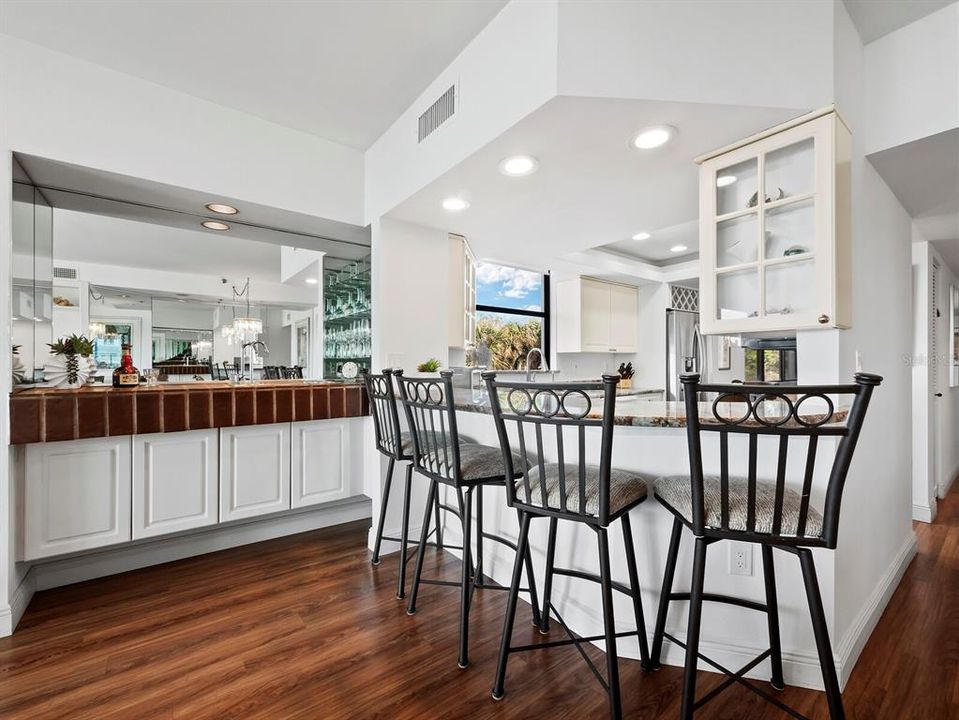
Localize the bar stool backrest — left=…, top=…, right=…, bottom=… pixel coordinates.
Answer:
left=395, top=370, right=464, bottom=486
left=484, top=372, right=620, bottom=526
left=361, top=368, right=404, bottom=460
left=679, top=372, right=882, bottom=548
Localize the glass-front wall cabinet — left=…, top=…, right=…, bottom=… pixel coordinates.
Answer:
left=323, top=255, right=371, bottom=378
left=698, top=110, right=851, bottom=335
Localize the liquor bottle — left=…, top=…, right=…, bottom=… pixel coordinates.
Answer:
left=112, top=344, right=140, bottom=387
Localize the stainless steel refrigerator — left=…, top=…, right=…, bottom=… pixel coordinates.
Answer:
left=666, top=308, right=706, bottom=401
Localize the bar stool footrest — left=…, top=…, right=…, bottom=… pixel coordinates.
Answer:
left=668, top=591, right=768, bottom=614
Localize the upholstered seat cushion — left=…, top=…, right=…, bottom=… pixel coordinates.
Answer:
left=421, top=442, right=531, bottom=483
left=398, top=431, right=475, bottom=457
left=516, top=463, right=649, bottom=517
left=653, top=475, right=823, bottom=537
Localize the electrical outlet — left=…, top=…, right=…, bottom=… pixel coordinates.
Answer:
left=728, top=542, right=753, bottom=576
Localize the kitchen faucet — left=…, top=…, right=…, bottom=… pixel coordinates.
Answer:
left=525, top=347, right=549, bottom=382
left=240, top=340, right=269, bottom=383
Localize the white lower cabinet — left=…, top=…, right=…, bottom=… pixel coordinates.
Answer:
left=132, top=429, right=218, bottom=540
left=24, top=436, right=132, bottom=560
left=219, top=423, right=291, bottom=522
left=291, top=419, right=351, bottom=508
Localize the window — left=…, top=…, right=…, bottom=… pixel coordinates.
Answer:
left=474, top=262, right=550, bottom=371
left=744, top=348, right=797, bottom=383
left=92, top=323, right=133, bottom=369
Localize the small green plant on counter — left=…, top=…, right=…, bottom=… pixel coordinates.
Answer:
left=417, top=357, right=442, bottom=373
left=48, top=334, right=95, bottom=386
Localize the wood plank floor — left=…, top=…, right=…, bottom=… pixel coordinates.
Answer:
left=1, top=485, right=956, bottom=719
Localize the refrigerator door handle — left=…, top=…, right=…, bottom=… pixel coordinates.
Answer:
left=692, top=324, right=707, bottom=382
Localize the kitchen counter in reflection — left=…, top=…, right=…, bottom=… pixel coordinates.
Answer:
left=9, top=379, right=367, bottom=444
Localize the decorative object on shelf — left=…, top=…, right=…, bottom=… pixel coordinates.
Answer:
left=783, top=245, right=808, bottom=257
left=746, top=186, right=785, bottom=209
left=417, top=357, right=442, bottom=373
left=45, top=334, right=95, bottom=388
left=617, top=361, right=634, bottom=389
left=12, top=344, right=25, bottom=385
left=53, top=296, right=74, bottom=307
left=340, top=361, right=359, bottom=379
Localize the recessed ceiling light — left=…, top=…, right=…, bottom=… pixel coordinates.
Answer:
left=442, top=197, right=470, bottom=212
left=632, top=232, right=651, bottom=241
left=201, top=220, right=230, bottom=231
left=716, top=175, right=737, bottom=188
left=498, top=155, right=539, bottom=177
left=631, top=125, right=676, bottom=150
left=305, top=277, right=319, bottom=285
left=670, top=244, right=689, bottom=253
left=205, top=202, right=239, bottom=215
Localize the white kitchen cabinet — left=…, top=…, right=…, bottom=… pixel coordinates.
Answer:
left=290, top=419, right=352, bottom=508
left=448, top=234, right=477, bottom=348
left=698, top=108, right=851, bottom=335
left=219, top=424, right=291, bottom=522
left=23, top=436, right=132, bottom=560
left=132, top=429, right=218, bottom=539
left=556, top=277, right=639, bottom=353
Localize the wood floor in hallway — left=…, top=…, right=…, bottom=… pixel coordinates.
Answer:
left=1, top=485, right=956, bottom=719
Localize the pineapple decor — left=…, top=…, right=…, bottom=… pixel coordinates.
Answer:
left=12, top=344, right=25, bottom=385
left=45, top=334, right=96, bottom=388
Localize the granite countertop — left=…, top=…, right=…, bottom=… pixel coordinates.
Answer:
left=451, top=386, right=845, bottom=429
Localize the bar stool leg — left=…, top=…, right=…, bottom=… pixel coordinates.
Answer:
left=651, top=516, right=683, bottom=668
left=458, top=486, right=474, bottom=669
left=538, top=516, right=558, bottom=634
left=396, top=462, right=414, bottom=599
left=762, top=545, right=785, bottom=690
left=799, top=549, right=845, bottom=720
left=620, top=513, right=652, bottom=671
left=370, top=457, right=396, bottom=565
left=475, top=484, right=485, bottom=588
left=597, top=526, right=622, bottom=720
left=521, top=509, right=542, bottom=630
left=433, top=484, right=445, bottom=551
left=406, top=479, right=437, bottom=616
left=680, top=537, right=709, bottom=720
left=492, top=511, right=532, bottom=701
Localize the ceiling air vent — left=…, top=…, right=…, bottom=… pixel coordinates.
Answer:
left=418, top=84, right=456, bottom=143
left=53, top=266, right=78, bottom=280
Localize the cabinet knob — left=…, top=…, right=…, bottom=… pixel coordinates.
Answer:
left=818, top=314, right=830, bottom=325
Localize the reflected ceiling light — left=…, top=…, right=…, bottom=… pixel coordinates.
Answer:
left=716, top=174, right=737, bottom=187
left=670, top=244, right=689, bottom=253
left=442, top=197, right=470, bottom=212
left=205, top=202, right=239, bottom=215
left=498, top=155, right=539, bottom=176
left=631, top=125, right=676, bottom=150
left=305, top=277, right=319, bottom=285
left=201, top=220, right=230, bottom=231
left=632, top=231, right=651, bottom=241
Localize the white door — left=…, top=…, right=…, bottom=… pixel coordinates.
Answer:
left=580, top=280, right=612, bottom=352
left=133, top=429, right=218, bottom=539
left=24, top=437, right=132, bottom=560
left=609, top=284, right=639, bottom=352
left=291, top=419, right=351, bottom=508
left=220, top=424, right=291, bottom=522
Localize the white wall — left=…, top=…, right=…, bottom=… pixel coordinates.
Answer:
left=863, top=2, right=959, bottom=155
left=557, top=0, right=834, bottom=111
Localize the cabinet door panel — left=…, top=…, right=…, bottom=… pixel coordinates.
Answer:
left=133, top=429, right=218, bottom=539
left=219, top=424, right=291, bottom=522
left=609, top=284, right=638, bottom=352
left=580, top=280, right=611, bottom=351
left=24, top=437, right=132, bottom=560
left=291, top=419, right=351, bottom=508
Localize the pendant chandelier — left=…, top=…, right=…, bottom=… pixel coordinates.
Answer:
left=231, top=278, right=262, bottom=341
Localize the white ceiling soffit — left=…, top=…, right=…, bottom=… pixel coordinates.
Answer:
left=867, top=127, right=959, bottom=242
left=0, top=0, right=507, bottom=150
left=15, top=153, right=371, bottom=261
left=842, top=0, right=956, bottom=43
left=388, top=96, right=798, bottom=272
left=595, top=219, right=699, bottom=266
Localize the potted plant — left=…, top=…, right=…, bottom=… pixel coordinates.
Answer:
left=12, top=344, right=25, bottom=385
left=45, top=334, right=95, bottom=388
left=417, top=357, right=442, bottom=373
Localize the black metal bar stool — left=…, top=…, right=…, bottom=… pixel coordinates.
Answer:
left=362, top=369, right=477, bottom=598
left=650, top=372, right=881, bottom=720
left=484, top=373, right=653, bottom=720
left=396, top=369, right=542, bottom=669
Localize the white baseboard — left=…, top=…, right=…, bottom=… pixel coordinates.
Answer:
left=367, top=523, right=426, bottom=557
left=912, top=501, right=936, bottom=523
left=0, top=496, right=372, bottom=638
left=939, top=462, right=959, bottom=498
left=835, top=533, right=917, bottom=687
